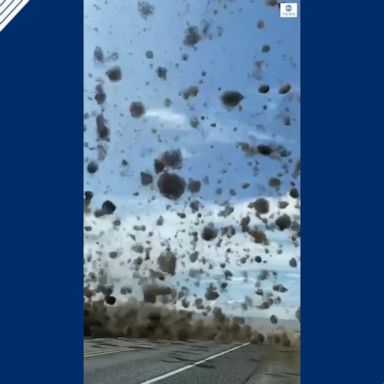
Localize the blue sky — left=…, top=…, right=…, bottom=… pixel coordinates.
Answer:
left=84, top=0, right=300, bottom=321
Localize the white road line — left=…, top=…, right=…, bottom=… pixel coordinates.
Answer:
left=84, top=348, right=134, bottom=358
left=84, top=348, right=121, bottom=356
left=139, top=342, right=250, bottom=384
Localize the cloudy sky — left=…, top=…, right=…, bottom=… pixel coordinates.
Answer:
left=84, top=0, right=300, bottom=321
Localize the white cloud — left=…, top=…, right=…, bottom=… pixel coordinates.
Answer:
left=145, top=108, right=188, bottom=126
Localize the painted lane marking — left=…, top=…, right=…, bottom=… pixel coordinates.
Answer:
left=139, top=342, right=250, bottom=384
left=84, top=348, right=135, bottom=358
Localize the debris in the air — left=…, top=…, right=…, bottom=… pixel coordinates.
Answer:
left=279, top=201, right=289, bottom=209
left=269, top=177, right=281, bottom=189
left=94, top=46, right=104, bottom=63
left=106, top=66, right=122, bottom=82
left=163, top=98, right=172, bottom=107
left=270, top=315, right=278, bottom=324
left=279, top=84, right=292, bottom=94
left=221, top=91, right=244, bottom=108
left=190, top=200, right=200, bottom=213
left=250, top=332, right=265, bottom=344
left=266, top=0, right=278, bottom=6
left=87, top=160, right=98, bottom=174
left=253, top=198, right=270, bottom=215
left=290, top=187, right=299, bottom=199
left=183, top=26, right=201, bottom=46
left=84, top=192, right=93, bottom=214
left=205, top=284, right=219, bottom=300
left=219, top=204, right=234, bottom=218
left=258, top=84, right=270, bottom=94
left=188, top=179, right=201, bottom=193
left=275, top=214, right=292, bottom=231
left=182, top=86, right=199, bottom=100
left=259, top=270, right=271, bottom=281
left=105, top=296, right=116, bottom=305
left=145, top=50, right=154, bottom=59
left=160, top=149, right=183, bottom=169
left=129, top=101, right=146, bottom=118
left=109, top=251, right=118, bottom=259
left=222, top=225, right=236, bottom=238
left=84, top=0, right=300, bottom=344
left=257, top=145, right=273, bottom=156
left=195, top=298, right=204, bottom=309
left=273, top=284, right=288, bottom=293
left=238, top=142, right=257, bottom=156
left=201, top=225, right=218, bottom=241
left=241, top=216, right=250, bottom=232
left=138, top=1, right=154, bottom=19
left=156, top=66, right=167, bottom=80
left=96, top=114, right=110, bottom=141
left=289, top=258, right=298, bottom=268
left=262, top=44, right=271, bottom=53
left=95, top=200, right=116, bottom=217
left=248, top=228, right=268, bottom=244
left=95, top=84, right=106, bottom=105
left=189, top=252, right=199, bottom=263
left=157, top=173, right=186, bottom=200
left=140, top=172, right=153, bottom=186
left=120, top=286, right=132, bottom=295
left=181, top=298, right=190, bottom=308
left=154, top=159, right=165, bottom=174
left=284, top=116, right=291, bottom=126
left=190, top=116, right=200, bottom=128
left=132, top=244, right=144, bottom=255
left=143, top=284, right=172, bottom=303
left=158, top=249, right=177, bottom=275
left=103, top=200, right=116, bottom=213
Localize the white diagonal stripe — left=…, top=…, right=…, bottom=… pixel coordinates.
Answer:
left=139, top=343, right=250, bottom=384
left=0, top=0, right=29, bottom=32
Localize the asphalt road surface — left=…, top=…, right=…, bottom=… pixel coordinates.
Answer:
left=84, top=338, right=300, bottom=384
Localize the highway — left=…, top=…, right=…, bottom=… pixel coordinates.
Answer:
left=84, top=338, right=299, bottom=384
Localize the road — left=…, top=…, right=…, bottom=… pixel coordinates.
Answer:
left=84, top=338, right=300, bottom=384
